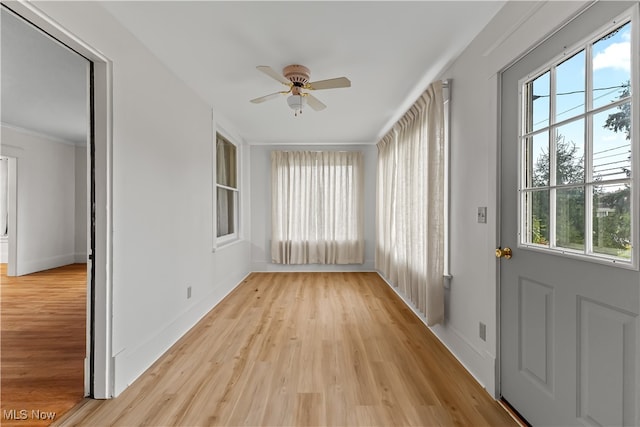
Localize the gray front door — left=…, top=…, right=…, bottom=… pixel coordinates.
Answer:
left=499, top=2, right=639, bottom=425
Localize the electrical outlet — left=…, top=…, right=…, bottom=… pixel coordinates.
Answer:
left=187, top=286, right=192, bottom=299
left=479, top=322, right=486, bottom=341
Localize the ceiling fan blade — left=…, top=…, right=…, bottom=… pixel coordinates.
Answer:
left=250, top=91, right=286, bottom=104
left=256, top=65, right=291, bottom=86
left=307, top=77, right=351, bottom=90
left=305, top=93, right=327, bottom=111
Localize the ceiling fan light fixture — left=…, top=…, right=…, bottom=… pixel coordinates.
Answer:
left=252, top=65, right=349, bottom=115
left=287, top=94, right=306, bottom=116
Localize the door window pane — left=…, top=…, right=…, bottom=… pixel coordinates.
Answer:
left=556, top=187, right=585, bottom=251
left=524, top=190, right=550, bottom=246
left=593, top=105, right=631, bottom=182
left=592, top=22, right=631, bottom=110
left=555, top=119, right=584, bottom=185
left=593, top=184, right=631, bottom=259
left=556, top=50, right=585, bottom=122
left=525, top=71, right=550, bottom=133
left=526, top=132, right=550, bottom=187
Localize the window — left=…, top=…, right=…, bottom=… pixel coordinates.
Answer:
left=271, top=151, right=364, bottom=265
left=215, top=133, right=238, bottom=243
left=520, top=17, right=635, bottom=264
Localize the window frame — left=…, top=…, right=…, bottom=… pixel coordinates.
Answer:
left=516, top=7, right=639, bottom=269
left=213, top=131, right=239, bottom=248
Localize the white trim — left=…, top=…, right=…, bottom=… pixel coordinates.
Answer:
left=251, top=257, right=376, bottom=272
left=377, top=271, right=496, bottom=394
left=112, top=271, right=252, bottom=396
left=0, top=122, right=82, bottom=147
left=211, top=110, right=217, bottom=253
left=216, top=183, right=237, bottom=192
left=213, top=131, right=240, bottom=248
left=212, top=237, right=244, bottom=253
left=6, top=157, right=17, bottom=277
left=481, top=2, right=548, bottom=58
left=492, top=71, right=503, bottom=399
left=17, top=254, right=76, bottom=276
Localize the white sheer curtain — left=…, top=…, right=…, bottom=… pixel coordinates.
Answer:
left=376, top=81, right=445, bottom=325
left=272, top=150, right=364, bottom=264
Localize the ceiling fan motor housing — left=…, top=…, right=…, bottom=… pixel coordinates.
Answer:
left=283, top=64, right=310, bottom=94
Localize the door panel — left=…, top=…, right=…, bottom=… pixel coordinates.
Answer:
left=578, top=298, right=635, bottom=426
left=519, top=278, right=553, bottom=393
left=500, top=2, right=639, bottom=425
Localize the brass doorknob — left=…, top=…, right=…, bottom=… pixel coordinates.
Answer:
left=495, top=247, right=512, bottom=259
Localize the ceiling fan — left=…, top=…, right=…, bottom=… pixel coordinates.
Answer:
left=250, top=64, right=351, bottom=116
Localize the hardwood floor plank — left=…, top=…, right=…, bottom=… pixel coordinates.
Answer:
left=54, top=272, right=517, bottom=426
left=1, top=263, right=86, bottom=427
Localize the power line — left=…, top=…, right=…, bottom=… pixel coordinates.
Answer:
left=532, top=86, right=628, bottom=127
left=594, top=161, right=631, bottom=171
left=593, top=144, right=629, bottom=156
left=593, top=152, right=631, bottom=162
left=532, top=84, right=628, bottom=99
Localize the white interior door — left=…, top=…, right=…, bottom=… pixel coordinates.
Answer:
left=500, top=2, right=639, bottom=426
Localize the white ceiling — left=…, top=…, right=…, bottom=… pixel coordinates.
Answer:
left=1, top=2, right=506, bottom=147
left=1, top=6, right=88, bottom=145
left=100, top=1, right=506, bottom=144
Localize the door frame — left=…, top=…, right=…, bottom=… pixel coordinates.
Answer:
left=3, top=155, right=18, bottom=276
left=1, top=1, right=114, bottom=398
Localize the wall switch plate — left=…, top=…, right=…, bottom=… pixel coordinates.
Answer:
left=477, top=207, right=487, bottom=223
left=479, top=322, right=486, bottom=341
left=187, top=286, right=192, bottom=299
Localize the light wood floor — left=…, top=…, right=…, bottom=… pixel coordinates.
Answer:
left=1, top=263, right=87, bottom=427
left=55, top=272, right=517, bottom=426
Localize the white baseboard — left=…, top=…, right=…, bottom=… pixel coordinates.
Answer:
left=376, top=271, right=497, bottom=396
left=430, top=323, right=496, bottom=395
left=0, top=238, right=7, bottom=263
left=18, top=253, right=75, bottom=276
left=112, top=270, right=251, bottom=396
left=74, top=252, right=87, bottom=263
left=251, top=258, right=375, bottom=272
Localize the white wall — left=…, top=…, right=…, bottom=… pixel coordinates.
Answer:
left=250, top=143, right=376, bottom=272
left=430, top=1, right=592, bottom=395
left=32, top=1, right=252, bottom=396
left=0, top=125, right=81, bottom=275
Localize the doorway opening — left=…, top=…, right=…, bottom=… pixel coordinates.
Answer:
left=0, top=1, right=111, bottom=420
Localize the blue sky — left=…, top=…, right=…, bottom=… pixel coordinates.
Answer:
left=528, top=22, right=631, bottom=186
